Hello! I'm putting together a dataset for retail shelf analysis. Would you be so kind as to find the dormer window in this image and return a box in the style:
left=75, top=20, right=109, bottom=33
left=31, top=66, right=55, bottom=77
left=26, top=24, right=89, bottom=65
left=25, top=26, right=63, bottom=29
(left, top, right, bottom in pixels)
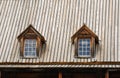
left=78, top=38, right=91, bottom=57
left=17, top=25, right=45, bottom=58
left=24, top=39, right=37, bottom=57
left=71, top=24, right=99, bottom=58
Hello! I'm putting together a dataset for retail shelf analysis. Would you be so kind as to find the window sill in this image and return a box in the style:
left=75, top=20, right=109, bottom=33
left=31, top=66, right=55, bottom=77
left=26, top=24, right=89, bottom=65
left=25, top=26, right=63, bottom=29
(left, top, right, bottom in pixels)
left=20, top=56, right=39, bottom=59
left=74, top=56, right=92, bottom=59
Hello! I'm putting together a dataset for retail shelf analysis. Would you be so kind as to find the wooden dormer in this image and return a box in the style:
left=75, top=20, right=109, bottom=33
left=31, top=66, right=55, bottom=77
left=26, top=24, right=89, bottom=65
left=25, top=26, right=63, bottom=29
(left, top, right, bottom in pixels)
left=17, top=25, right=45, bottom=58
left=71, top=24, right=99, bottom=58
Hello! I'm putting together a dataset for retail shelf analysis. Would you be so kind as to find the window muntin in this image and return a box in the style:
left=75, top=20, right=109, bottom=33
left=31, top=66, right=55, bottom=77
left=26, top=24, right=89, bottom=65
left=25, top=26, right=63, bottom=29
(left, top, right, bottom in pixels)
left=24, top=39, right=37, bottom=57
left=78, top=38, right=91, bottom=57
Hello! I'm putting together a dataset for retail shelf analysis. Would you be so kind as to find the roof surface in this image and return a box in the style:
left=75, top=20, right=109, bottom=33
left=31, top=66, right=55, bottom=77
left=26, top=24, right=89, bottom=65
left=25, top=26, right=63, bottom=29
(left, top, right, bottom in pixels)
left=0, top=0, right=120, bottom=68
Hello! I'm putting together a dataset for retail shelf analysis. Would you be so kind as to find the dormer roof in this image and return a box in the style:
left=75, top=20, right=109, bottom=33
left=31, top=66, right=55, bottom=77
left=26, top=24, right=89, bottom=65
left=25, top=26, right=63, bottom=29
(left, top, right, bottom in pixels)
left=17, top=24, right=45, bottom=43
left=71, top=24, right=99, bottom=43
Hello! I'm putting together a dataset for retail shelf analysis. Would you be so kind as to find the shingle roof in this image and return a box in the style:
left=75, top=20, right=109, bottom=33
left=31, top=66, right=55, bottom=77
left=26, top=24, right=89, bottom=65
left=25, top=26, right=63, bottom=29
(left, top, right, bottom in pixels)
left=0, top=0, right=120, bottom=68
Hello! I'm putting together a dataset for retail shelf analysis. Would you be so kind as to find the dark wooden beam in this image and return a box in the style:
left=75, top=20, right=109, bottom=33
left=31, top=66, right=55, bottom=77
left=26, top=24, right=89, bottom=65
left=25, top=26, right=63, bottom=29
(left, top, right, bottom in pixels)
left=0, top=62, right=120, bottom=65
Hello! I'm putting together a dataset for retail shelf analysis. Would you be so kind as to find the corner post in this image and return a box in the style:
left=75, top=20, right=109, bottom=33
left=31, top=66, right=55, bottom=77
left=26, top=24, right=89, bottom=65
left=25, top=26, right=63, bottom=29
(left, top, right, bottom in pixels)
left=0, top=71, right=2, bottom=78
left=58, top=72, right=62, bottom=78
left=105, top=70, right=109, bottom=78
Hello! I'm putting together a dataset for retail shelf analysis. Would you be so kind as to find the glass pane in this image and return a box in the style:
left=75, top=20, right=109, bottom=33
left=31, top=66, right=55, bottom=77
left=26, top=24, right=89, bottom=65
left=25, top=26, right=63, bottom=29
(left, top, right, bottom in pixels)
left=86, top=52, right=90, bottom=55
left=87, top=48, right=90, bottom=51
left=79, top=43, right=82, bottom=46
left=33, top=44, right=36, bottom=47
left=32, top=48, right=35, bottom=51
left=87, top=39, right=90, bottom=42
left=79, top=48, right=82, bottom=51
left=79, top=52, right=82, bottom=55
left=87, top=43, right=90, bottom=46
left=32, top=52, right=35, bottom=56
left=80, top=39, right=82, bottom=42
left=83, top=48, right=86, bottom=51
left=29, top=48, right=32, bottom=51
left=83, top=52, right=86, bottom=55
left=29, top=44, right=32, bottom=47
left=25, top=40, right=29, bottom=43
left=25, top=44, right=29, bottom=47
left=29, top=40, right=33, bottom=43
left=25, top=52, right=28, bottom=56
left=25, top=48, right=28, bottom=51
left=33, top=40, right=36, bottom=43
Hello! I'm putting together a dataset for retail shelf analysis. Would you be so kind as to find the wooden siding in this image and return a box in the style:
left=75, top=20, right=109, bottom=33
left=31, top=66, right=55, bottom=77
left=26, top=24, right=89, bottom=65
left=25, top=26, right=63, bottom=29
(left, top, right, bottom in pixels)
left=0, top=0, right=120, bottom=67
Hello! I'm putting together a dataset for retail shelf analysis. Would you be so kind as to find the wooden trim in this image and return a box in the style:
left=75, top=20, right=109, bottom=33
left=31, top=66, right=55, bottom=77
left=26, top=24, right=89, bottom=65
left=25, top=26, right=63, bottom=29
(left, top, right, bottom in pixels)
left=58, top=72, right=62, bottom=78
left=36, top=37, right=40, bottom=57
left=91, top=37, right=95, bottom=57
left=77, top=35, right=92, bottom=38
left=24, top=35, right=37, bottom=39
left=74, top=38, right=78, bottom=57
left=20, top=37, right=24, bottom=56
left=0, top=62, right=120, bottom=65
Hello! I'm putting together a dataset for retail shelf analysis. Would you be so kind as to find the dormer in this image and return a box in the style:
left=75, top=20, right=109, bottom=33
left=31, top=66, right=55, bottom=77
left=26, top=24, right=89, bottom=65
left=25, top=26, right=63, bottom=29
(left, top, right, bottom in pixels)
left=71, top=24, right=99, bottom=58
left=17, top=25, right=45, bottom=58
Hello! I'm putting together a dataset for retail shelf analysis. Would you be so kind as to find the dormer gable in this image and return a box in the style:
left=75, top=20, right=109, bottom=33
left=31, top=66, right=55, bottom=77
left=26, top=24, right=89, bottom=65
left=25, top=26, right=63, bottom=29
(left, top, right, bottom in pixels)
left=18, top=24, right=45, bottom=43
left=71, top=24, right=99, bottom=44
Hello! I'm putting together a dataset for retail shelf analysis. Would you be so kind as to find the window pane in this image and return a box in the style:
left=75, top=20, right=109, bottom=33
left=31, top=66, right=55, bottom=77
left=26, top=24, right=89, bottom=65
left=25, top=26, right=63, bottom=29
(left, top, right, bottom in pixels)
left=32, top=52, right=35, bottom=56
left=87, top=52, right=90, bottom=55
left=25, top=40, right=29, bottom=43
left=79, top=52, right=82, bottom=55
left=87, top=43, right=90, bottom=46
left=79, top=48, right=82, bottom=51
left=83, top=52, right=86, bottom=55
left=29, top=48, right=32, bottom=51
left=25, top=48, right=28, bottom=51
left=25, top=44, right=29, bottom=47
left=32, top=49, right=35, bottom=51
left=33, top=44, right=36, bottom=47
left=79, top=43, right=82, bottom=46
left=83, top=48, right=86, bottom=51
left=25, top=52, right=28, bottom=56
left=87, top=48, right=90, bottom=52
